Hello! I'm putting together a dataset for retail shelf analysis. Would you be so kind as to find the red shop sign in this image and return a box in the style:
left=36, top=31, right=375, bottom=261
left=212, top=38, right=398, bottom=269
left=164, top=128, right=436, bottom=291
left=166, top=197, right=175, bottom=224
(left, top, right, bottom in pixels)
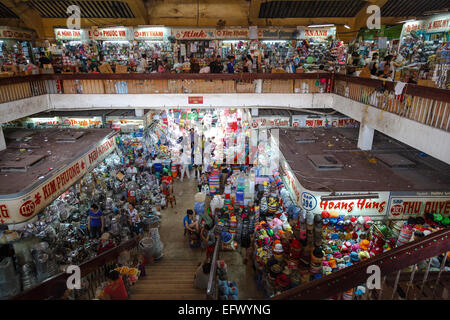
left=188, top=96, right=203, bottom=104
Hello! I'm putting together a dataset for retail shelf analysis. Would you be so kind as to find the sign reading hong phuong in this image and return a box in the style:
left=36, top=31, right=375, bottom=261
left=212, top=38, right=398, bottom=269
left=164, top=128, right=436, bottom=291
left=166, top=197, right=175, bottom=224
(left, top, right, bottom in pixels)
left=0, top=137, right=116, bottom=225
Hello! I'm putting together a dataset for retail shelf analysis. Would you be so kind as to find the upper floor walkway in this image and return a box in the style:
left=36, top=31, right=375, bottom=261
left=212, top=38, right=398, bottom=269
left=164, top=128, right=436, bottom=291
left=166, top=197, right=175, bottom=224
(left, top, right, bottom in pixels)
left=0, top=72, right=449, bottom=163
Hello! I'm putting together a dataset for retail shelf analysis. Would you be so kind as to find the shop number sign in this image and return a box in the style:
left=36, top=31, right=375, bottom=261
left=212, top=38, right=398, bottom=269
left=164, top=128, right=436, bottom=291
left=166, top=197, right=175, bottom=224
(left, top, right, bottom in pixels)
left=188, top=96, right=203, bottom=104
left=301, top=192, right=317, bottom=211
left=0, top=137, right=116, bottom=225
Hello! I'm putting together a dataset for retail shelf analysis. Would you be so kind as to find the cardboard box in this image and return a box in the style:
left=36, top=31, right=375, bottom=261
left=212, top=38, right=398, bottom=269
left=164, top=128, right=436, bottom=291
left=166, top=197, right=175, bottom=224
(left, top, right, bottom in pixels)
left=115, top=64, right=128, bottom=73
left=99, top=62, right=113, bottom=74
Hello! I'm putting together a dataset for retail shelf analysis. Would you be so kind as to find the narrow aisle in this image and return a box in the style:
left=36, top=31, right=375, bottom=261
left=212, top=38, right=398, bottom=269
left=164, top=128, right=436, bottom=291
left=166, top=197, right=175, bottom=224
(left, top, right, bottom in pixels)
left=130, top=177, right=204, bottom=300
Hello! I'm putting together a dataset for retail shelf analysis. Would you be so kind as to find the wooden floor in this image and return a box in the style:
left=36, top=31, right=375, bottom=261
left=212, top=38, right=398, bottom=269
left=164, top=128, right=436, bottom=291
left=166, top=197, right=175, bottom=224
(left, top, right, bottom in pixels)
left=129, top=258, right=206, bottom=300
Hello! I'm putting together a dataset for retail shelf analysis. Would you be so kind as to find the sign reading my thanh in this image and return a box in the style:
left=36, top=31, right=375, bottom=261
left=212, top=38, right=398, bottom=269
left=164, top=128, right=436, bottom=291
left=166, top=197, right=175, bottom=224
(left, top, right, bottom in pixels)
left=0, top=136, right=116, bottom=225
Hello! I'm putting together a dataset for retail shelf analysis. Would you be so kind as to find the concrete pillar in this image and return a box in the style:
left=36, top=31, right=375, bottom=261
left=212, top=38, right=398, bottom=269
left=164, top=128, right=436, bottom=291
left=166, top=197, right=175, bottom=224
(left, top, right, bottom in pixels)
left=254, top=79, right=263, bottom=93
left=0, top=127, right=6, bottom=151
left=357, top=122, right=375, bottom=151
left=135, top=109, right=144, bottom=117
left=251, top=108, right=259, bottom=117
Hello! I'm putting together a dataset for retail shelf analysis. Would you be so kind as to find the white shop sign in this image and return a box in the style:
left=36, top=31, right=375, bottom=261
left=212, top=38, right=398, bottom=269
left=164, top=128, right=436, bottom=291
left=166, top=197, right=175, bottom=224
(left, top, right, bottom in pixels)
left=291, top=115, right=359, bottom=128
left=172, top=28, right=216, bottom=40
left=54, top=28, right=83, bottom=41
left=387, top=191, right=450, bottom=220
left=402, top=13, right=450, bottom=36
left=133, top=26, right=170, bottom=40
left=215, top=28, right=249, bottom=39
left=251, top=116, right=290, bottom=128
left=280, top=154, right=389, bottom=217
left=298, top=27, right=336, bottom=39
left=89, top=27, right=133, bottom=41
left=0, top=136, right=116, bottom=225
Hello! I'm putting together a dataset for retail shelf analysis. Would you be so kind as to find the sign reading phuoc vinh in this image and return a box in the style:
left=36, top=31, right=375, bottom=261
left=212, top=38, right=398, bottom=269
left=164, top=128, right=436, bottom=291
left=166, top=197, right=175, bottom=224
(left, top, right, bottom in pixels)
left=0, top=137, right=116, bottom=225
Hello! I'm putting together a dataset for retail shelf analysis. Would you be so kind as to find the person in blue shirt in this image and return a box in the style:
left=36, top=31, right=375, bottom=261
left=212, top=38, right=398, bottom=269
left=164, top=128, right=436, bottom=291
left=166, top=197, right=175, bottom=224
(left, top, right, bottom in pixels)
left=226, top=56, right=235, bottom=74
left=88, top=204, right=104, bottom=239
left=184, top=209, right=199, bottom=234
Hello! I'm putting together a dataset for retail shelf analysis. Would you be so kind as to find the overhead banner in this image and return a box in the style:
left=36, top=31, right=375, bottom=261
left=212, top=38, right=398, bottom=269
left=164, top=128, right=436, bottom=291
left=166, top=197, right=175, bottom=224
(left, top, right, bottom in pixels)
left=133, top=26, right=170, bottom=40
left=401, top=13, right=450, bottom=36
left=172, top=28, right=215, bottom=40
left=215, top=28, right=249, bottom=39
left=0, top=26, right=34, bottom=41
left=387, top=191, right=450, bottom=220
left=0, top=136, right=116, bottom=225
left=89, top=27, right=133, bottom=41
left=54, top=28, right=83, bottom=41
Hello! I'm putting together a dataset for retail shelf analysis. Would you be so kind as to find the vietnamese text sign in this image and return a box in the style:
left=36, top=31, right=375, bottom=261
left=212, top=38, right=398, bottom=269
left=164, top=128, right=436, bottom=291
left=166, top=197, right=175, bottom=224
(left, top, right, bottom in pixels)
left=172, top=28, right=215, bottom=40
left=215, top=28, right=249, bottom=39
left=134, top=26, right=169, bottom=40
left=89, top=27, right=131, bottom=40
left=54, top=28, right=83, bottom=40
left=188, top=96, right=203, bottom=104
left=0, top=26, right=34, bottom=41
left=0, top=136, right=116, bottom=225
left=251, top=116, right=290, bottom=128
left=291, top=115, right=359, bottom=128
left=387, top=191, right=450, bottom=220
left=280, top=154, right=389, bottom=217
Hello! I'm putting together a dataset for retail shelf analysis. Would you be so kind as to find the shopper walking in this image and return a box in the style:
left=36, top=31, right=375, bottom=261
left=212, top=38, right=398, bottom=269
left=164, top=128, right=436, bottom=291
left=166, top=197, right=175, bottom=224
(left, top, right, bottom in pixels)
left=127, top=203, right=141, bottom=237
left=88, top=204, right=104, bottom=239
left=179, top=148, right=191, bottom=182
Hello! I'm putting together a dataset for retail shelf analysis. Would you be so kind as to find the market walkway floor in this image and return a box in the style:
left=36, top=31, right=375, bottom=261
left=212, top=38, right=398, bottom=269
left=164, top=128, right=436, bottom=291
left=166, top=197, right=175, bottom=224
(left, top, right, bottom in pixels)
left=129, top=175, right=264, bottom=300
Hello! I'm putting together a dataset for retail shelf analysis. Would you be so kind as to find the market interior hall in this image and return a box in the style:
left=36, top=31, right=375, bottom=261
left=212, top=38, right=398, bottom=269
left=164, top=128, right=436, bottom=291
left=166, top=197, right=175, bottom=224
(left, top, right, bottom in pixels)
left=0, top=0, right=449, bottom=302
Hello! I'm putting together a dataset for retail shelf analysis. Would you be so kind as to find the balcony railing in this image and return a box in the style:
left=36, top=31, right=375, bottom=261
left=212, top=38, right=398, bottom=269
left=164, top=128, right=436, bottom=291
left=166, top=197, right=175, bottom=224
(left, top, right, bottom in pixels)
left=0, top=73, right=449, bottom=132
left=271, top=228, right=450, bottom=300
left=334, top=75, right=450, bottom=132
left=10, top=237, right=139, bottom=300
left=0, top=73, right=332, bottom=103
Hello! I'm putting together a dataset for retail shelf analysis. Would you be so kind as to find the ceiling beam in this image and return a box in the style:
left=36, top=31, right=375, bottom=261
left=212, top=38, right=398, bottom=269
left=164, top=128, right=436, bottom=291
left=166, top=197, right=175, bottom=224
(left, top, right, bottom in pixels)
left=0, top=0, right=45, bottom=38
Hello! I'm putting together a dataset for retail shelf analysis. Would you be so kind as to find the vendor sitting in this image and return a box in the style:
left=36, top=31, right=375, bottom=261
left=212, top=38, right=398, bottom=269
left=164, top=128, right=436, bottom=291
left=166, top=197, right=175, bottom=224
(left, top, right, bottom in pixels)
left=101, top=270, right=128, bottom=300
left=184, top=209, right=200, bottom=240
left=97, top=232, right=115, bottom=255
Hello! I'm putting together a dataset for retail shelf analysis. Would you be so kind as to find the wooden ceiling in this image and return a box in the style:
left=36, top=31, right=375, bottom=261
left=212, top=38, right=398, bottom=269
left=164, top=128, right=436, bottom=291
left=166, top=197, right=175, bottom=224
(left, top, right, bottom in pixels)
left=0, top=0, right=448, bottom=39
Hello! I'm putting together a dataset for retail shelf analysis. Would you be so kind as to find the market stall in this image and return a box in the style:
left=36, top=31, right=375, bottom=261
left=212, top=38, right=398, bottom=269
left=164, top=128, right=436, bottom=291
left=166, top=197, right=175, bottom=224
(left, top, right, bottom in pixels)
left=0, top=26, right=36, bottom=76
left=397, top=13, right=449, bottom=87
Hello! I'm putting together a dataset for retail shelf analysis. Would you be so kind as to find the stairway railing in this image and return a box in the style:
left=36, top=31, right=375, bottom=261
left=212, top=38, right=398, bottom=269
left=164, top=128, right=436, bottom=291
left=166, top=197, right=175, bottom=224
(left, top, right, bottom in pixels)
left=206, top=238, right=221, bottom=300
left=10, top=237, right=139, bottom=300
left=271, top=228, right=450, bottom=300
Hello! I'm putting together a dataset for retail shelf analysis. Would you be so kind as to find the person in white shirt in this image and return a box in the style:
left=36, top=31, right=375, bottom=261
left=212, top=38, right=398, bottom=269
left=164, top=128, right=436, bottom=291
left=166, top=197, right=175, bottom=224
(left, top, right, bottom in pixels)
left=136, top=54, right=148, bottom=73
left=179, top=148, right=191, bottom=182
left=127, top=203, right=141, bottom=237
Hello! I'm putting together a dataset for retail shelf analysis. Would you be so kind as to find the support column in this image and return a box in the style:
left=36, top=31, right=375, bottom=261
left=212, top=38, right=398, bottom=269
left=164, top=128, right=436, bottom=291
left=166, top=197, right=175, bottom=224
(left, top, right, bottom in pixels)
left=135, top=109, right=144, bottom=117
left=0, top=127, right=6, bottom=151
left=251, top=108, right=259, bottom=117
left=357, top=122, right=375, bottom=151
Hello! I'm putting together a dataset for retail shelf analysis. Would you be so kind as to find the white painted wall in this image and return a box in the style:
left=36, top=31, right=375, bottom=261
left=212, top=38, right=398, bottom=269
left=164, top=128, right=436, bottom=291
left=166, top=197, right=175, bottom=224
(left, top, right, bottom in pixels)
left=0, top=127, right=5, bottom=151
left=48, top=93, right=333, bottom=110
left=0, top=95, right=49, bottom=124
left=0, top=92, right=448, bottom=164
